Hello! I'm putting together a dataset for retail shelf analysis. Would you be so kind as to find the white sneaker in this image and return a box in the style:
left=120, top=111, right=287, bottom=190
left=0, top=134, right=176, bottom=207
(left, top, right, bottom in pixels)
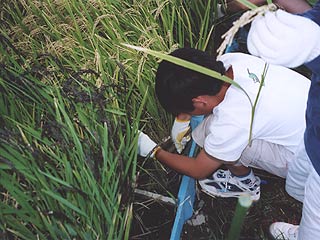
left=269, top=222, right=299, bottom=240
left=198, top=169, right=261, bottom=201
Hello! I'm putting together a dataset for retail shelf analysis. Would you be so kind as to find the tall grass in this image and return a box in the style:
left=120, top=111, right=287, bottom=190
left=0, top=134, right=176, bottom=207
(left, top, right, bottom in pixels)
left=0, top=0, right=219, bottom=238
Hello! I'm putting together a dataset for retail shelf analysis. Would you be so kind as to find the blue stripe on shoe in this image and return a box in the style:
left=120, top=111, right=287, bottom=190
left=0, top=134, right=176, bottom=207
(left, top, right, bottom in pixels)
left=205, top=181, right=243, bottom=193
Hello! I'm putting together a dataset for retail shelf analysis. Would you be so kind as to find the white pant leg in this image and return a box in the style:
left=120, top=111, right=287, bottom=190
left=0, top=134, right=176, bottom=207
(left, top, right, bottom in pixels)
left=192, top=115, right=293, bottom=178
left=239, top=139, right=294, bottom=178
left=285, top=140, right=311, bottom=202
left=298, top=167, right=320, bottom=240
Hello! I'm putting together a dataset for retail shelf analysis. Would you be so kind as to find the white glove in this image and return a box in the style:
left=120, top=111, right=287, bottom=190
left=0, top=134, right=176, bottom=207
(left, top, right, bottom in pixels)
left=138, top=131, right=157, bottom=158
left=248, top=9, right=320, bottom=68
left=171, top=118, right=191, bottom=154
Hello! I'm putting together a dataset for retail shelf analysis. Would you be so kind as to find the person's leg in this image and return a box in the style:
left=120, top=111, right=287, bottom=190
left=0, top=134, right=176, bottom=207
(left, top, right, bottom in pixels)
left=269, top=167, right=320, bottom=240
left=297, top=168, right=320, bottom=239
left=227, top=164, right=251, bottom=176
left=269, top=140, right=315, bottom=239
left=193, top=115, right=260, bottom=200
left=239, top=139, right=294, bottom=178
left=240, top=138, right=310, bottom=202
left=198, top=155, right=261, bottom=201
left=198, top=167, right=261, bottom=201
left=199, top=139, right=294, bottom=201
left=285, top=139, right=311, bottom=202
left=192, top=116, right=280, bottom=176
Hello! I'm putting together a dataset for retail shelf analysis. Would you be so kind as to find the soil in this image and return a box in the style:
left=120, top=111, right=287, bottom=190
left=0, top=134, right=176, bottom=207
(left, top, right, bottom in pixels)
left=130, top=167, right=302, bottom=240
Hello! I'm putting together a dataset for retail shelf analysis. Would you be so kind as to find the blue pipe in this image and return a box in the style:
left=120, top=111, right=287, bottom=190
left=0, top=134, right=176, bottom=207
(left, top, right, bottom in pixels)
left=170, top=115, right=204, bottom=240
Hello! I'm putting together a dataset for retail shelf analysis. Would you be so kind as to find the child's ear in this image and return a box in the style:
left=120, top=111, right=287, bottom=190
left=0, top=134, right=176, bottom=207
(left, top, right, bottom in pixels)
left=191, top=96, right=209, bottom=110
left=192, top=95, right=208, bottom=105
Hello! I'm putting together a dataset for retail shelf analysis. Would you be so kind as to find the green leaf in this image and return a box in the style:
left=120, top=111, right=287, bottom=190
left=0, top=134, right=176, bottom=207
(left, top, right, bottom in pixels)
left=38, top=169, right=72, bottom=188
left=42, top=190, right=88, bottom=218
left=105, top=108, right=127, bottom=116
left=236, top=0, right=259, bottom=10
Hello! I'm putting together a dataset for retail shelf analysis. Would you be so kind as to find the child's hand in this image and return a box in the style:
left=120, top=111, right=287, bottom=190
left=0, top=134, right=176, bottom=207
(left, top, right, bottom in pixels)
left=137, top=131, right=157, bottom=158
left=171, top=116, right=191, bottom=154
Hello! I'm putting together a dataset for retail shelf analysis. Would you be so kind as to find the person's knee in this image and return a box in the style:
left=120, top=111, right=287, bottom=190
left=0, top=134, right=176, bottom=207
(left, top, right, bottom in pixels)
left=240, top=139, right=292, bottom=178
left=285, top=178, right=305, bottom=202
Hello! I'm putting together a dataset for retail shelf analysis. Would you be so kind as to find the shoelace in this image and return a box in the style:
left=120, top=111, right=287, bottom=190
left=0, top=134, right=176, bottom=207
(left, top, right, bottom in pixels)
left=276, top=228, right=298, bottom=240
left=288, top=227, right=298, bottom=238
left=222, top=173, right=232, bottom=192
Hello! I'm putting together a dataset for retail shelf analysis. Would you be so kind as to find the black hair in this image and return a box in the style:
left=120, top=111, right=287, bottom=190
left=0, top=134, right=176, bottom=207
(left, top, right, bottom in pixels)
left=155, top=48, right=226, bottom=115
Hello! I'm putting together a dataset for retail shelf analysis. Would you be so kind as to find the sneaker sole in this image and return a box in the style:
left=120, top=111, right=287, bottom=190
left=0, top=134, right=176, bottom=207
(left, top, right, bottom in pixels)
left=200, top=187, right=260, bottom=202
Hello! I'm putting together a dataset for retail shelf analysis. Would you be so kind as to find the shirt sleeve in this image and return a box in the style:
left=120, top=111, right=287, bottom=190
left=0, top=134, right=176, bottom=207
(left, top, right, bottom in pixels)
left=301, top=1, right=320, bottom=74
left=300, top=1, right=320, bottom=26
left=300, top=1, right=320, bottom=175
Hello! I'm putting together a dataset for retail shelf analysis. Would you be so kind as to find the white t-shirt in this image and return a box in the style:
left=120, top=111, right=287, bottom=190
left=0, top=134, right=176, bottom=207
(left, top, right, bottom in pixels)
left=203, top=53, right=310, bottom=161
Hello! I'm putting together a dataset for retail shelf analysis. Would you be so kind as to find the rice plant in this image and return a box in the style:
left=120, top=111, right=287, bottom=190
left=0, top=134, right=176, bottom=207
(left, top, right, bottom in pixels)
left=0, top=0, right=221, bottom=239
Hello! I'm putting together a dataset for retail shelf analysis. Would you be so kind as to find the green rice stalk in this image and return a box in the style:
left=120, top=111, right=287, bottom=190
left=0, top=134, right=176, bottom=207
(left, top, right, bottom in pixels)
left=248, top=63, right=268, bottom=145
left=236, top=0, right=259, bottom=10
left=122, top=43, right=254, bottom=108
left=227, top=195, right=253, bottom=240
left=0, top=0, right=223, bottom=238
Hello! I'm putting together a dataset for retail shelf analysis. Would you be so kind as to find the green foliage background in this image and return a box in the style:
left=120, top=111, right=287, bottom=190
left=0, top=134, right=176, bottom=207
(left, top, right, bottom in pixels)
left=0, top=0, right=218, bottom=239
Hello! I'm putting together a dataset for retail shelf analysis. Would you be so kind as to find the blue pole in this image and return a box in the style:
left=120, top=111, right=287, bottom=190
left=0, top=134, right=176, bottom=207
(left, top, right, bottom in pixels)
left=170, top=115, right=204, bottom=240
